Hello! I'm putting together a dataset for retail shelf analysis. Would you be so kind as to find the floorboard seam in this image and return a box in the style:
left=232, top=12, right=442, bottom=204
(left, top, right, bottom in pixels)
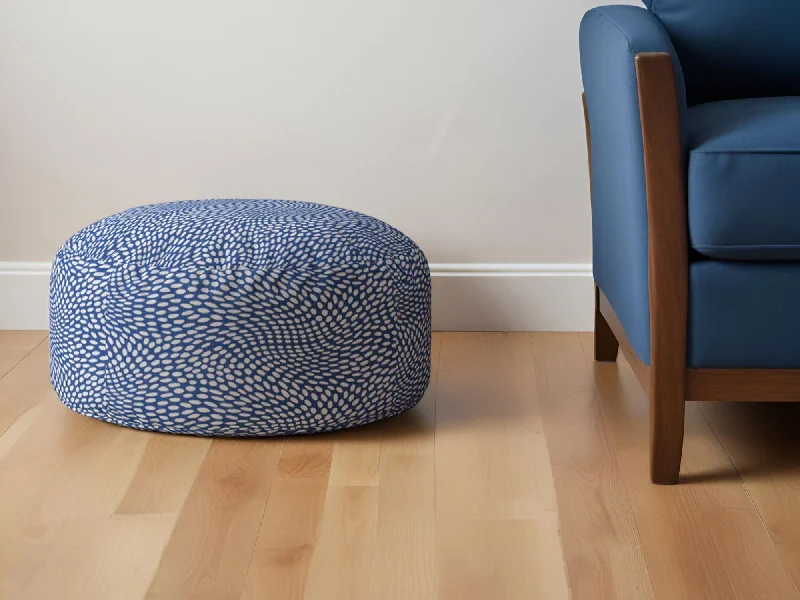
left=573, top=332, right=658, bottom=599
left=0, top=335, right=48, bottom=381
left=239, top=439, right=287, bottom=597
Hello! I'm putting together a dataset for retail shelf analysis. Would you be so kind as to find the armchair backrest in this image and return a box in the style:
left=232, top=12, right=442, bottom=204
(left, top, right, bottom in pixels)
left=645, top=0, right=800, bottom=105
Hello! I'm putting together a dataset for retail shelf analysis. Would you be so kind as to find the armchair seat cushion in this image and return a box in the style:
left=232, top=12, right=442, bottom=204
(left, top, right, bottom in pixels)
left=688, top=97, right=800, bottom=261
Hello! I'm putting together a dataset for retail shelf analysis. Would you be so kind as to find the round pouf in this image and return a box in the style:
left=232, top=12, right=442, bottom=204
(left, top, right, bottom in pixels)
left=49, top=200, right=431, bottom=436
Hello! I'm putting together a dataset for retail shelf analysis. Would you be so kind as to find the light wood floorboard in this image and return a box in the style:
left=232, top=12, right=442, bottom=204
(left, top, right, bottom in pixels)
left=0, top=331, right=47, bottom=379
left=532, top=332, right=654, bottom=600
left=1, top=332, right=799, bottom=598
left=144, top=438, right=283, bottom=599
left=0, top=340, right=54, bottom=437
left=576, top=332, right=800, bottom=600
left=435, top=332, right=569, bottom=600
left=700, top=401, right=800, bottom=593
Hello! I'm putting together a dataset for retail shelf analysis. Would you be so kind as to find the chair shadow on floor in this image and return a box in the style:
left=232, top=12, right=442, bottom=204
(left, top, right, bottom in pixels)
left=683, top=400, right=800, bottom=484
left=590, top=357, right=800, bottom=486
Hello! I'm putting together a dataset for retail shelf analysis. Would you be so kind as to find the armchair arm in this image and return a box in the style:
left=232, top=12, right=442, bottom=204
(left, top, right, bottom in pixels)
left=580, top=5, right=687, bottom=365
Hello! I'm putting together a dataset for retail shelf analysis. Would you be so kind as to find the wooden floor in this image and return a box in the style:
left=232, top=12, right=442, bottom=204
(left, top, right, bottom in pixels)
left=1, top=331, right=800, bottom=599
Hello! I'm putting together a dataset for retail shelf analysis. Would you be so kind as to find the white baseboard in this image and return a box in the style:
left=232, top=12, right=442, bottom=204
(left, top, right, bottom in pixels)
left=0, top=262, right=53, bottom=331
left=430, top=263, right=593, bottom=331
left=0, top=262, right=593, bottom=331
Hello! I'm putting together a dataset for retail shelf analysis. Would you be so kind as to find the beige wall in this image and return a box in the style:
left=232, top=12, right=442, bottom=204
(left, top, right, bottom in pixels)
left=0, top=0, right=638, bottom=264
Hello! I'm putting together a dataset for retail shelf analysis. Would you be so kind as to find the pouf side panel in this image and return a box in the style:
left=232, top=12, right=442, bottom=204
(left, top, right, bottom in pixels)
left=76, top=264, right=402, bottom=436
left=49, top=252, right=115, bottom=420
left=49, top=199, right=434, bottom=437
left=387, top=250, right=432, bottom=414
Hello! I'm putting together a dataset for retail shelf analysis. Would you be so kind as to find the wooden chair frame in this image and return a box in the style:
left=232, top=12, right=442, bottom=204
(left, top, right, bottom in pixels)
left=584, top=52, right=800, bottom=485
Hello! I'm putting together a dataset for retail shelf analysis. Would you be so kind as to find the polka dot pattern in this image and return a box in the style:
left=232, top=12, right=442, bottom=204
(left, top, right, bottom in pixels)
left=49, top=200, right=431, bottom=436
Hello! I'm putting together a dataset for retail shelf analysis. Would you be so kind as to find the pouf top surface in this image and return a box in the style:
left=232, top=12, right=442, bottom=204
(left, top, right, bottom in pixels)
left=59, top=199, right=421, bottom=271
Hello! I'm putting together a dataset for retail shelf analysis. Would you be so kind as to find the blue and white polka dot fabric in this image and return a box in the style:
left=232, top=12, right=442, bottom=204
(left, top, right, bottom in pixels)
left=49, top=200, right=431, bottom=436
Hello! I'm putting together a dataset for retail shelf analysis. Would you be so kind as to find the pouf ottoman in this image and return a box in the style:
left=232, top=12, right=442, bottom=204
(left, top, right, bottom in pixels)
left=49, top=200, right=431, bottom=436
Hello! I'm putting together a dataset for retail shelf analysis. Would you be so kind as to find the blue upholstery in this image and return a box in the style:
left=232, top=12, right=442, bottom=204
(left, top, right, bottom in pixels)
left=688, top=97, right=800, bottom=260
left=579, top=6, right=686, bottom=365
left=644, top=0, right=800, bottom=105
left=689, top=260, right=800, bottom=368
left=50, top=200, right=432, bottom=436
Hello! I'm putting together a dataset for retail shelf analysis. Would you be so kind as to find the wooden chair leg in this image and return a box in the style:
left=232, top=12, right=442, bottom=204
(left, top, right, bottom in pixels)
left=594, top=285, right=619, bottom=362
left=649, top=382, right=685, bottom=484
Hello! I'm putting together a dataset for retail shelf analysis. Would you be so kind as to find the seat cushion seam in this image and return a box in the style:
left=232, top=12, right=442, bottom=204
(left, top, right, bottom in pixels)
left=694, top=244, right=800, bottom=250
left=692, top=149, right=800, bottom=155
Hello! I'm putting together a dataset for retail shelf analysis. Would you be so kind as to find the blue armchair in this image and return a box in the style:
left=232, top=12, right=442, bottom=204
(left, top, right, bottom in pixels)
left=580, top=1, right=800, bottom=483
